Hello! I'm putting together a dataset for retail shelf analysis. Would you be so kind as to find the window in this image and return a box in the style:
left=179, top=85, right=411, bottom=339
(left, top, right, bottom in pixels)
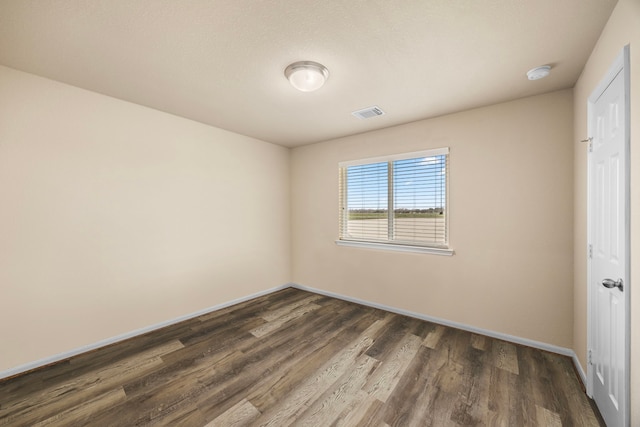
left=338, top=148, right=451, bottom=255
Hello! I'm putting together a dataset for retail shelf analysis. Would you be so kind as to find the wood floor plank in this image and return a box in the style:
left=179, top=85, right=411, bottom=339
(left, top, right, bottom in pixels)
left=244, top=307, right=379, bottom=414
left=362, top=333, right=423, bottom=402
left=492, top=339, right=520, bottom=375
left=403, top=318, right=437, bottom=340
left=249, top=303, right=321, bottom=338
left=517, top=346, right=566, bottom=425
left=471, top=333, right=488, bottom=351
left=352, top=399, right=386, bottom=427
left=159, top=319, right=263, bottom=368
left=364, top=314, right=409, bottom=360
left=153, top=406, right=208, bottom=427
left=536, top=404, right=562, bottom=427
left=0, top=340, right=183, bottom=425
left=295, top=354, right=379, bottom=426
left=60, top=322, right=193, bottom=379
left=378, top=345, right=437, bottom=426
left=414, top=332, right=472, bottom=427
left=450, top=346, right=491, bottom=425
left=382, top=327, right=470, bottom=426
left=88, top=361, right=214, bottom=426
left=0, top=288, right=604, bottom=427
left=516, top=345, right=555, bottom=426
left=487, top=365, right=523, bottom=427
left=250, top=317, right=390, bottom=426
left=422, top=324, right=446, bottom=349
left=260, top=294, right=324, bottom=321
left=196, top=303, right=371, bottom=421
left=540, top=351, right=601, bottom=426
left=33, top=387, right=127, bottom=427
left=196, top=288, right=303, bottom=324
left=331, top=390, right=374, bottom=426
left=122, top=347, right=221, bottom=400
left=179, top=305, right=269, bottom=348
left=205, top=398, right=261, bottom=427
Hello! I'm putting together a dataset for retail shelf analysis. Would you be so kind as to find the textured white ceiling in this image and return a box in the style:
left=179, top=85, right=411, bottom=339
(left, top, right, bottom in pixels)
left=0, top=0, right=617, bottom=147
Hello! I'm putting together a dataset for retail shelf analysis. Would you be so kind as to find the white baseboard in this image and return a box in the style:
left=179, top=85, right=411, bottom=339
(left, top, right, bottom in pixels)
left=2, top=282, right=588, bottom=392
left=290, top=282, right=587, bottom=388
left=0, top=284, right=290, bottom=381
left=572, top=353, right=588, bottom=387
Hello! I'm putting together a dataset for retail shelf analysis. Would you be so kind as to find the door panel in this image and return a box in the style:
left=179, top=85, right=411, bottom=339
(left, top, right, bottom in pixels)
left=589, top=62, right=627, bottom=427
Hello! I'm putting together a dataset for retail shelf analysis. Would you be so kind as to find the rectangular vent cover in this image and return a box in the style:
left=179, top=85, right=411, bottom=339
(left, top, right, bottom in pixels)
left=352, top=106, right=385, bottom=119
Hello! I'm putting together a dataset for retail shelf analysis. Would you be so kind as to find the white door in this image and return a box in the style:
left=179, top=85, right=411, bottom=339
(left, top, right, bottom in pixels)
left=587, top=46, right=629, bottom=427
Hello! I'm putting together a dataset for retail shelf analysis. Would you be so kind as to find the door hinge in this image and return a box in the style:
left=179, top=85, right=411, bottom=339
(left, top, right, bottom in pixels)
left=588, top=244, right=593, bottom=259
left=588, top=349, right=593, bottom=365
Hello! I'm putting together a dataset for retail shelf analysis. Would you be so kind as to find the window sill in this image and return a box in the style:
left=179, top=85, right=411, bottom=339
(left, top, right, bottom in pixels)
left=335, top=239, right=454, bottom=256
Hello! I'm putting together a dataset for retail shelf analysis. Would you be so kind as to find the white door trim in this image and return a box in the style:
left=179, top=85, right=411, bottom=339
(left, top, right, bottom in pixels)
left=586, top=44, right=630, bottom=426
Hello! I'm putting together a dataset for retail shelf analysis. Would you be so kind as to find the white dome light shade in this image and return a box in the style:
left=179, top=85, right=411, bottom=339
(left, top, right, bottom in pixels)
left=285, top=61, right=329, bottom=92
left=526, top=65, right=551, bottom=80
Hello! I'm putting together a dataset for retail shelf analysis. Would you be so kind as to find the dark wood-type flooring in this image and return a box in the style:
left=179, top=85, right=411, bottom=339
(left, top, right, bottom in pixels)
left=0, top=287, right=603, bottom=426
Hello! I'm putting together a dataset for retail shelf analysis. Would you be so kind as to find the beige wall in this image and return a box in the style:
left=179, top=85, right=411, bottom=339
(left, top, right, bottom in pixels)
left=292, top=90, right=574, bottom=348
left=0, top=66, right=290, bottom=373
left=573, top=0, right=640, bottom=422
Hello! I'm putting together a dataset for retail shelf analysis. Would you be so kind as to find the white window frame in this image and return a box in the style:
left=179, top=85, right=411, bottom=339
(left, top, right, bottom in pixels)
left=336, top=148, right=453, bottom=256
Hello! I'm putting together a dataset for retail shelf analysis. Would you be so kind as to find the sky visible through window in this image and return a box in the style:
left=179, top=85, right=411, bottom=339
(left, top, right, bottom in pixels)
left=346, top=155, right=446, bottom=211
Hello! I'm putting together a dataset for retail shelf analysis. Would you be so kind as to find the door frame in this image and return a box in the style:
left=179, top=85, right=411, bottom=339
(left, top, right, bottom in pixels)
left=586, top=44, right=630, bottom=426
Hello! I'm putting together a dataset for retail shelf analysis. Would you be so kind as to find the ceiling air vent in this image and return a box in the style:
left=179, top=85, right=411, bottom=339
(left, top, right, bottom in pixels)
left=352, top=106, right=385, bottom=119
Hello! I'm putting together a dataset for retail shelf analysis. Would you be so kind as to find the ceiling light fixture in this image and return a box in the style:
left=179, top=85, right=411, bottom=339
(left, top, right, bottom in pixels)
left=526, top=65, right=551, bottom=81
left=285, top=61, right=329, bottom=92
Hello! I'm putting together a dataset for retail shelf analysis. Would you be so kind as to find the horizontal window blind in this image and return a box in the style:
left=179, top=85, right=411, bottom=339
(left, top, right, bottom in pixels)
left=339, top=148, right=449, bottom=248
